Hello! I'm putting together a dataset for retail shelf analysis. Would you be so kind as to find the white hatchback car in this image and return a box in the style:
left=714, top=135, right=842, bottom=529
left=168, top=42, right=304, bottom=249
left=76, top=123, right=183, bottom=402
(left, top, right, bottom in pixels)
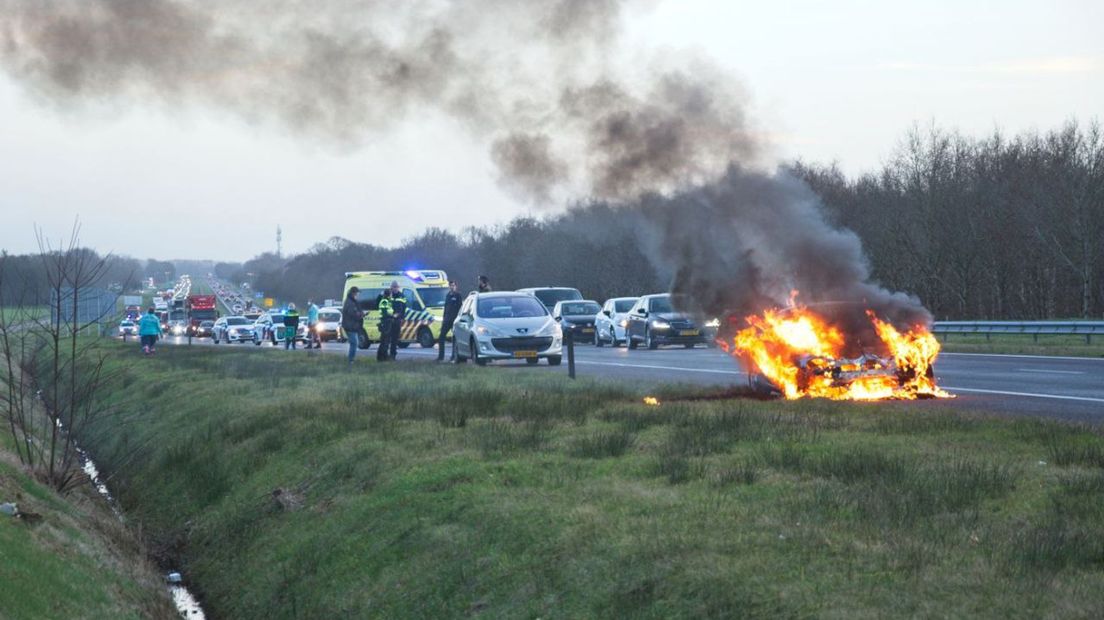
left=453, top=292, right=563, bottom=366
left=594, top=297, right=639, bottom=347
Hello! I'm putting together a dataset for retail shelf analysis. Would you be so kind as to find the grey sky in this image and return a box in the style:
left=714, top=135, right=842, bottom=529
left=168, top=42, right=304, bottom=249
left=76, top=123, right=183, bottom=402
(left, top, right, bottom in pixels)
left=1, top=0, right=1100, bottom=261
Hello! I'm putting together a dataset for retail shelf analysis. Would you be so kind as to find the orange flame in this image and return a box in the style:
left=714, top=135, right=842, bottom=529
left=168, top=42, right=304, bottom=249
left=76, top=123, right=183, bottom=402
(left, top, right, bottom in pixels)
left=729, top=298, right=952, bottom=400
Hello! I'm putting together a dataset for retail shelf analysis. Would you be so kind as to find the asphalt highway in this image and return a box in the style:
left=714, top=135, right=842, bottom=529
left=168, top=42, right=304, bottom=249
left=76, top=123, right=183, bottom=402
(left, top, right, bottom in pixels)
left=153, top=333, right=1104, bottom=424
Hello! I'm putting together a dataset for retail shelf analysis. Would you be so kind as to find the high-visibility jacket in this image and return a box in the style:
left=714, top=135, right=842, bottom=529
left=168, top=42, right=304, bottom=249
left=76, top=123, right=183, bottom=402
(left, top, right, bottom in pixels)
left=390, top=292, right=407, bottom=319
left=378, top=295, right=394, bottom=318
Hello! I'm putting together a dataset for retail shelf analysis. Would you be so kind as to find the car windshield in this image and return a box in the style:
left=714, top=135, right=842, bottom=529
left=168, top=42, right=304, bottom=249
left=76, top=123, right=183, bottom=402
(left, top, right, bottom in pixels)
left=648, top=296, right=674, bottom=313
left=478, top=296, right=548, bottom=319
left=561, top=302, right=600, bottom=316
left=319, top=311, right=340, bottom=322
left=418, top=287, right=448, bottom=308
left=614, top=299, right=636, bottom=313
left=532, top=289, right=582, bottom=307
left=120, top=321, right=133, bottom=326
left=227, top=318, right=249, bottom=326
left=269, top=315, right=285, bottom=324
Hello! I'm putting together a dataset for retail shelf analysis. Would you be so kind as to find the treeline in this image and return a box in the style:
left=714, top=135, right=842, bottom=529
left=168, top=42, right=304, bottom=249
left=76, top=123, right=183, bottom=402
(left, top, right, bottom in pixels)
left=0, top=250, right=148, bottom=306
left=794, top=121, right=1103, bottom=319
left=235, top=122, right=1103, bottom=320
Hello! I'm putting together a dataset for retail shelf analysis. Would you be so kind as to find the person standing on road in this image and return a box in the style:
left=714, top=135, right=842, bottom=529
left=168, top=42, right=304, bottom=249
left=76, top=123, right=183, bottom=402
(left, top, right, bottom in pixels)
left=376, top=285, right=395, bottom=362
left=138, top=306, right=162, bottom=355
left=342, top=288, right=364, bottom=363
left=388, top=283, right=407, bottom=360
left=477, top=275, right=492, bottom=293
left=306, top=299, right=320, bottom=349
left=438, top=280, right=462, bottom=361
left=284, top=303, right=301, bottom=350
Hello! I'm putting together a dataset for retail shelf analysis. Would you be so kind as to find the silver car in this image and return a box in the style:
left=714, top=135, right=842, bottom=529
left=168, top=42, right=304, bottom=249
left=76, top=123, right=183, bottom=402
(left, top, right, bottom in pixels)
left=453, top=292, right=563, bottom=366
left=594, top=297, right=638, bottom=347
left=212, top=316, right=255, bottom=344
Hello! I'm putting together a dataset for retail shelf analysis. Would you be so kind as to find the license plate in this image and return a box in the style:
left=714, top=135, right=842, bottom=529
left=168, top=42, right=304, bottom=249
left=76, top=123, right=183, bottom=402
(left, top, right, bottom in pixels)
left=581, top=328, right=594, bottom=333
left=679, top=329, right=699, bottom=336
left=513, top=350, right=538, bottom=358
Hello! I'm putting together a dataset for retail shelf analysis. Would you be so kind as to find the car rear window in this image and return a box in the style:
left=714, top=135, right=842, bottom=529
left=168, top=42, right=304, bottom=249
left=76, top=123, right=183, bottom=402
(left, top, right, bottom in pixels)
left=478, top=296, right=548, bottom=319
left=614, top=299, right=636, bottom=313
left=532, top=289, right=582, bottom=307
left=319, top=311, right=341, bottom=322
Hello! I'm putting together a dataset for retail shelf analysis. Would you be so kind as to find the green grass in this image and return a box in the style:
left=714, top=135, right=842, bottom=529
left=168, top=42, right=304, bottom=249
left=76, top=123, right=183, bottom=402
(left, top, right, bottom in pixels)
left=81, top=343, right=1104, bottom=618
left=938, top=333, right=1104, bottom=357
left=0, top=306, right=48, bottom=324
left=0, top=454, right=175, bottom=619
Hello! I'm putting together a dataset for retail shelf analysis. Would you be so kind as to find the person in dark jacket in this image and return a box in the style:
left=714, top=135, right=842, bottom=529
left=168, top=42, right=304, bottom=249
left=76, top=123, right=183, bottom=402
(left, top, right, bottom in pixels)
left=341, top=288, right=364, bottom=363
left=376, top=282, right=398, bottom=361
left=387, top=284, right=407, bottom=360
left=283, top=303, right=301, bottom=350
left=477, top=275, right=492, bottom=293
left=438, top=280, right=462, bottom=361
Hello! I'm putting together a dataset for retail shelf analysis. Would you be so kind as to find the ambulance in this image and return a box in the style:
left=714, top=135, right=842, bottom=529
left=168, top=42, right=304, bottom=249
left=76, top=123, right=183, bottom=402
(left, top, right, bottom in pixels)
left=341, top=270, right=450, bottom=349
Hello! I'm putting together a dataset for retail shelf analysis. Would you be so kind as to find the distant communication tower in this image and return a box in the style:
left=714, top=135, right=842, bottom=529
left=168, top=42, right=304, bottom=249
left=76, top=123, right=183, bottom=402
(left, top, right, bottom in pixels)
left=276, top=225, right=283, bottom=258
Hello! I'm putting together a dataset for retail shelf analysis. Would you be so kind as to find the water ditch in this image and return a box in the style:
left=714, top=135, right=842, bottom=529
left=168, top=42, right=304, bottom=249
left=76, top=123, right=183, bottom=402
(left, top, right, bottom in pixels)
left=80, top=449, right=206, bottom=618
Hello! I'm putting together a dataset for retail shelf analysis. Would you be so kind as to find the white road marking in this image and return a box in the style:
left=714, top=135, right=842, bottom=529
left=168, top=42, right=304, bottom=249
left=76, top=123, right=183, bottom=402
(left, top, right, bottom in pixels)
left=945, top=386, right=1104, bottom=404
left=1016, top=368, right=1085, bottom=375
left=940, top=352, right=1104, bottom=362
left=575, top=359, right=746, bottom=376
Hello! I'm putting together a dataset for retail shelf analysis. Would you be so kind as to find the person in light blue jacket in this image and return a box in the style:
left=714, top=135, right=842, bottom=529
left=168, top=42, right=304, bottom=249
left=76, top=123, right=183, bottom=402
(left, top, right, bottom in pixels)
left=138, top=307, right=163, bottom=355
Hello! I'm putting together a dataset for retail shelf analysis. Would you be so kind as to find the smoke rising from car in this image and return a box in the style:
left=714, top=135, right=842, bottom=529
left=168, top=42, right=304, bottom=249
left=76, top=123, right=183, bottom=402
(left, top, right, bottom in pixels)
left=1, top=0, right=932, bottom=337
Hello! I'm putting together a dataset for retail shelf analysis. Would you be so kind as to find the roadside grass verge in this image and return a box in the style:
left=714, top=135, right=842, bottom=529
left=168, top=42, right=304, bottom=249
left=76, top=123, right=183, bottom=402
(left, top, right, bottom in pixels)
left=938, top=333, right=1104, bottom=358
left=82, top=342, right=1104, bottom=618
left=0, top=451, right=175, bottom=618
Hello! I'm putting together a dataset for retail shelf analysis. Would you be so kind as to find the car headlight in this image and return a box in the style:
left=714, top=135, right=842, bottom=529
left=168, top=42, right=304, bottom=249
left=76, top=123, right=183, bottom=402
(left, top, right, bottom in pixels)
left=536, top=320, right=561, bottom=337
left=652, top=320, right=670, bottom=330
left=230, top=329, right=238, bottom=335
left=476, top=324, right=503, bottom=337
left=618, top=319, right=628, bottom=328
left=705, top=318, right=720, bottom=328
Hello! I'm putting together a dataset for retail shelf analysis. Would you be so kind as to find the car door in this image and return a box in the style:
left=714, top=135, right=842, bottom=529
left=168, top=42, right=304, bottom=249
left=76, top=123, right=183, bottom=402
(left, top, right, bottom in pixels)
left=453, top=296, right=475, bottom=356
left=627, top=298, right=648, bottom=341
left=596, top=300, right=613, bottom=335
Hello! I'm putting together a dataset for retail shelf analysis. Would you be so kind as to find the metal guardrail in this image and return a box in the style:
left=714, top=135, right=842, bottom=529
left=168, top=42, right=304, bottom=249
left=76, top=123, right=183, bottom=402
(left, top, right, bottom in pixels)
left=933, top=321, right=1104, bottom=344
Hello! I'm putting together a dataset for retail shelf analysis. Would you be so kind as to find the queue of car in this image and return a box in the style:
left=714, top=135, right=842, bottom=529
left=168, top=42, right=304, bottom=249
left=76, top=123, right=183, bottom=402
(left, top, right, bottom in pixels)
left=125, top=273, right=719, bottom=368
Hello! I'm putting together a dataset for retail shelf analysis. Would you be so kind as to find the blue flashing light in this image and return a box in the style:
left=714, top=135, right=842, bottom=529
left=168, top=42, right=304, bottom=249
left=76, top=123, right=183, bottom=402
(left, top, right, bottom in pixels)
left=405, top=270, right=423, bottom=281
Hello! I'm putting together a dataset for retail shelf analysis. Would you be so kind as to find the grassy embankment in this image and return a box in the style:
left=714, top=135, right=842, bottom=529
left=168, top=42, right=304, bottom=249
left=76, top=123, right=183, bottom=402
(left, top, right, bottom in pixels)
left=0, top=441, right=175, bottom=618
left=84, top=342, right=1104, bottom=618
left=938, top=333, right=1104, bottom=358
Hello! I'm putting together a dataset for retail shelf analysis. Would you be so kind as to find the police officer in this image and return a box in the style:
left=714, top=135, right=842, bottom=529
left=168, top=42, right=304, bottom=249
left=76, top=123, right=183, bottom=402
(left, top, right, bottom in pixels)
left=376, top=285, right=394, bottom=362
left=388, top=283, right=407, bottom=360
left=437, top=280, right=462, bottom=361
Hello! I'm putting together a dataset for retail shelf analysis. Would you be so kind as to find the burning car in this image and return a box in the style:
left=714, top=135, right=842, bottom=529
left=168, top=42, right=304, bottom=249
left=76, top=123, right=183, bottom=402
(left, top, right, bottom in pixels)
left=718, top=298, right=949, bottom=401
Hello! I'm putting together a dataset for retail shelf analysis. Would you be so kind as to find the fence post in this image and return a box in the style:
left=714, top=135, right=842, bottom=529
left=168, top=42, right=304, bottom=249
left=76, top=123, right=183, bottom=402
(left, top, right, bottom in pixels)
left=567, top=330, right=575, bottom=380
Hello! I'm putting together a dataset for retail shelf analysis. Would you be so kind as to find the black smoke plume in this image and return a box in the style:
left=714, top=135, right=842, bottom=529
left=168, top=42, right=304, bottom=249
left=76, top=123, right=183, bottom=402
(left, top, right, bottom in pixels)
left=0, top=0, right=933, bottom=339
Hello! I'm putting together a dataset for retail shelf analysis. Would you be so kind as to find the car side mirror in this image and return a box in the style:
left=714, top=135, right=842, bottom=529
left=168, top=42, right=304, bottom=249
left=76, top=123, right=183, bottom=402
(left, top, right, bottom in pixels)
left=640, top=310, right=648, bottom=317
left=603, top=310, right=611, bottom=317
left=555, top=316, right=562, bottom=321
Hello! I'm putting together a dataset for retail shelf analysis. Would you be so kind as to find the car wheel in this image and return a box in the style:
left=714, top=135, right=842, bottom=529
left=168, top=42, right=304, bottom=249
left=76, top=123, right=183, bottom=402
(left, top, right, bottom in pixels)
left=254, top=336, right=261, bottom=346
left=472, top=339, right=487, bottom=366
left=270, top=334, right=277, bottom=345
left=646, top=328, right=658, bottom=350
left=547, top=355, right=562, bottom=366
left=594, top=330, right=603, bottom=347
left=684, top=343, right=695, bottom=349
left=213, top=333, right=219, bottom=344
left=628, top=331, right=638, bottom=349
left=358, top=329, right=371, bottom=350
left=417, top=327, right=435, bottom=349
left=398, top=342, right=410, bottom=349
left=455, top=340, right=468, bottom=363
left=526, top=357, right=539, bottom=365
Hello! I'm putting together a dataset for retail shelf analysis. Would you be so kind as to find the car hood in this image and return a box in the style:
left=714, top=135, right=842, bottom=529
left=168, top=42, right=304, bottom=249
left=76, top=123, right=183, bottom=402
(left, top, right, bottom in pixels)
left=478, top=316, right=556, bottom=336
left=562, top=315, right=596, bottom=324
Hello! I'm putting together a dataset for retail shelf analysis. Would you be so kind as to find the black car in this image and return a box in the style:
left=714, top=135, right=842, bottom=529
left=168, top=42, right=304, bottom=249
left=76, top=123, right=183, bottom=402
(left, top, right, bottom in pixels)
left=194, top=320, right=215, bottom=338
left=552, top=300, right=601, bottom=343
left=626, top=294, right=706, bottom=349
